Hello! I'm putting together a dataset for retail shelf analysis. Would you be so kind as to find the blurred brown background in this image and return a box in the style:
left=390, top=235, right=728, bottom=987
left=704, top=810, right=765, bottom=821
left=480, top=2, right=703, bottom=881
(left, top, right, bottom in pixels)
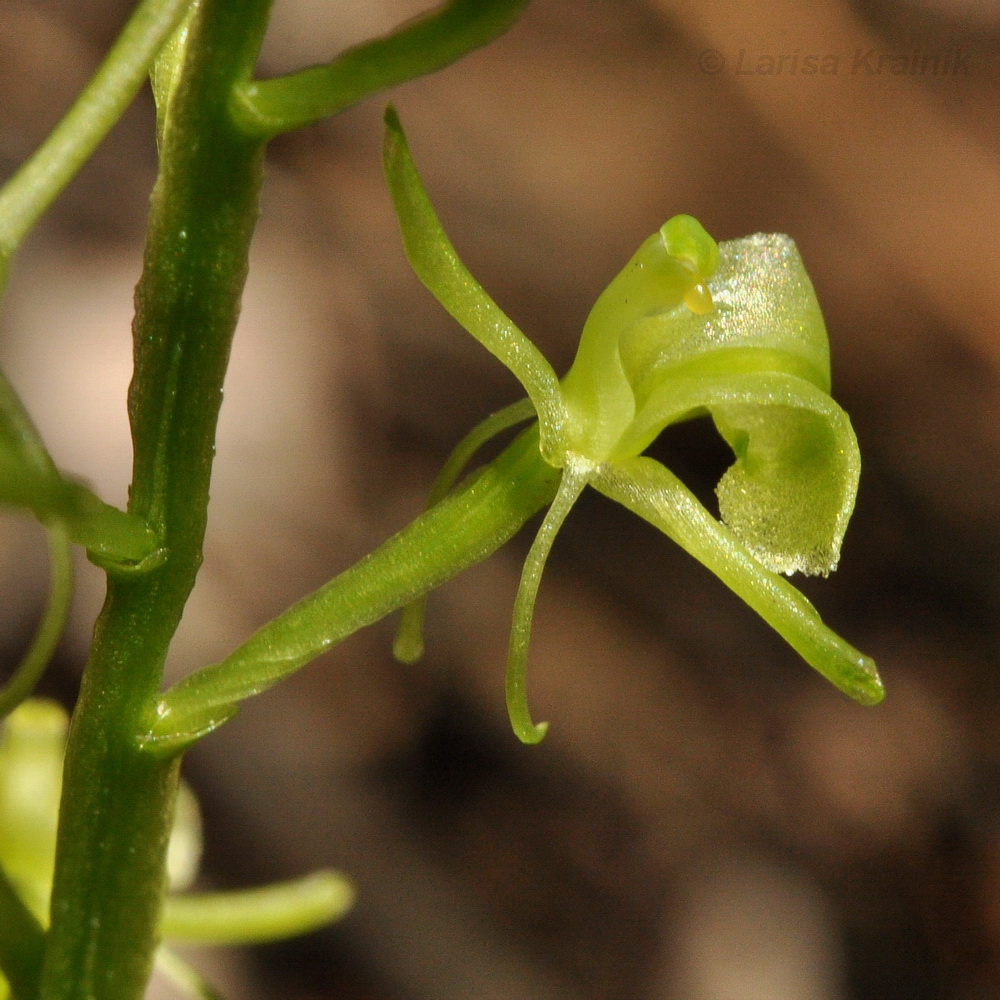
left=2, top=0, right=1000, bottom=997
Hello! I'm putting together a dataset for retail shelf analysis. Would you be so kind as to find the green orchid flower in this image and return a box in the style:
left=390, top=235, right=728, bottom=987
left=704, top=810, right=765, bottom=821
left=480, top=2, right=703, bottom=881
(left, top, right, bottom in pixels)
left=383, top=107, right=882, bottom=744
left=142, top=110, right=881, bottom=756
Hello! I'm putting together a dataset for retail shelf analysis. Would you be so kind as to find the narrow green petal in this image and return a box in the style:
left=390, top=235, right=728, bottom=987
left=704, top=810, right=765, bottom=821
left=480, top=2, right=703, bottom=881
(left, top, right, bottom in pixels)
left=383, top=108, right=567, bottom=462
left=592, top=457, right=882, bottom=705
left=506, top=464, right=589, bottom=743
left=394, top=398, right=536, bottom=664
left=618, top=373, right=860, bottom=576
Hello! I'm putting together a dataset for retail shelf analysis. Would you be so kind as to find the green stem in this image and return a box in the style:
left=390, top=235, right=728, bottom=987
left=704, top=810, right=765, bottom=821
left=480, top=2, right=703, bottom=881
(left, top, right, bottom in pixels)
left=231, top=0, right=531, bottom=138
left=0, top=863, right=45, bottom=1000
left=144, top=428, right=559, bottom=753
left=0, top=0, right=193, bottom=263
left=38, top=2, right=273, bottom=998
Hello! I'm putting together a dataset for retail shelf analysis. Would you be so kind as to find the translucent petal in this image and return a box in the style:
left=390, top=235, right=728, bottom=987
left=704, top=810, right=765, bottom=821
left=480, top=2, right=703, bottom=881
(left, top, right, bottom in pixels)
left=619, top=233, right=831, bottom=408
left=617, top=373, right=860, bottom=577
left=713, top=392, right=858, bottom=576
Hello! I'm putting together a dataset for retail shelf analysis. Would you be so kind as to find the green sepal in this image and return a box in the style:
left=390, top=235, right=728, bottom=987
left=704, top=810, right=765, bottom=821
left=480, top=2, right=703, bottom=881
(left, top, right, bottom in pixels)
left=383, top=107, right=567, bottom=464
